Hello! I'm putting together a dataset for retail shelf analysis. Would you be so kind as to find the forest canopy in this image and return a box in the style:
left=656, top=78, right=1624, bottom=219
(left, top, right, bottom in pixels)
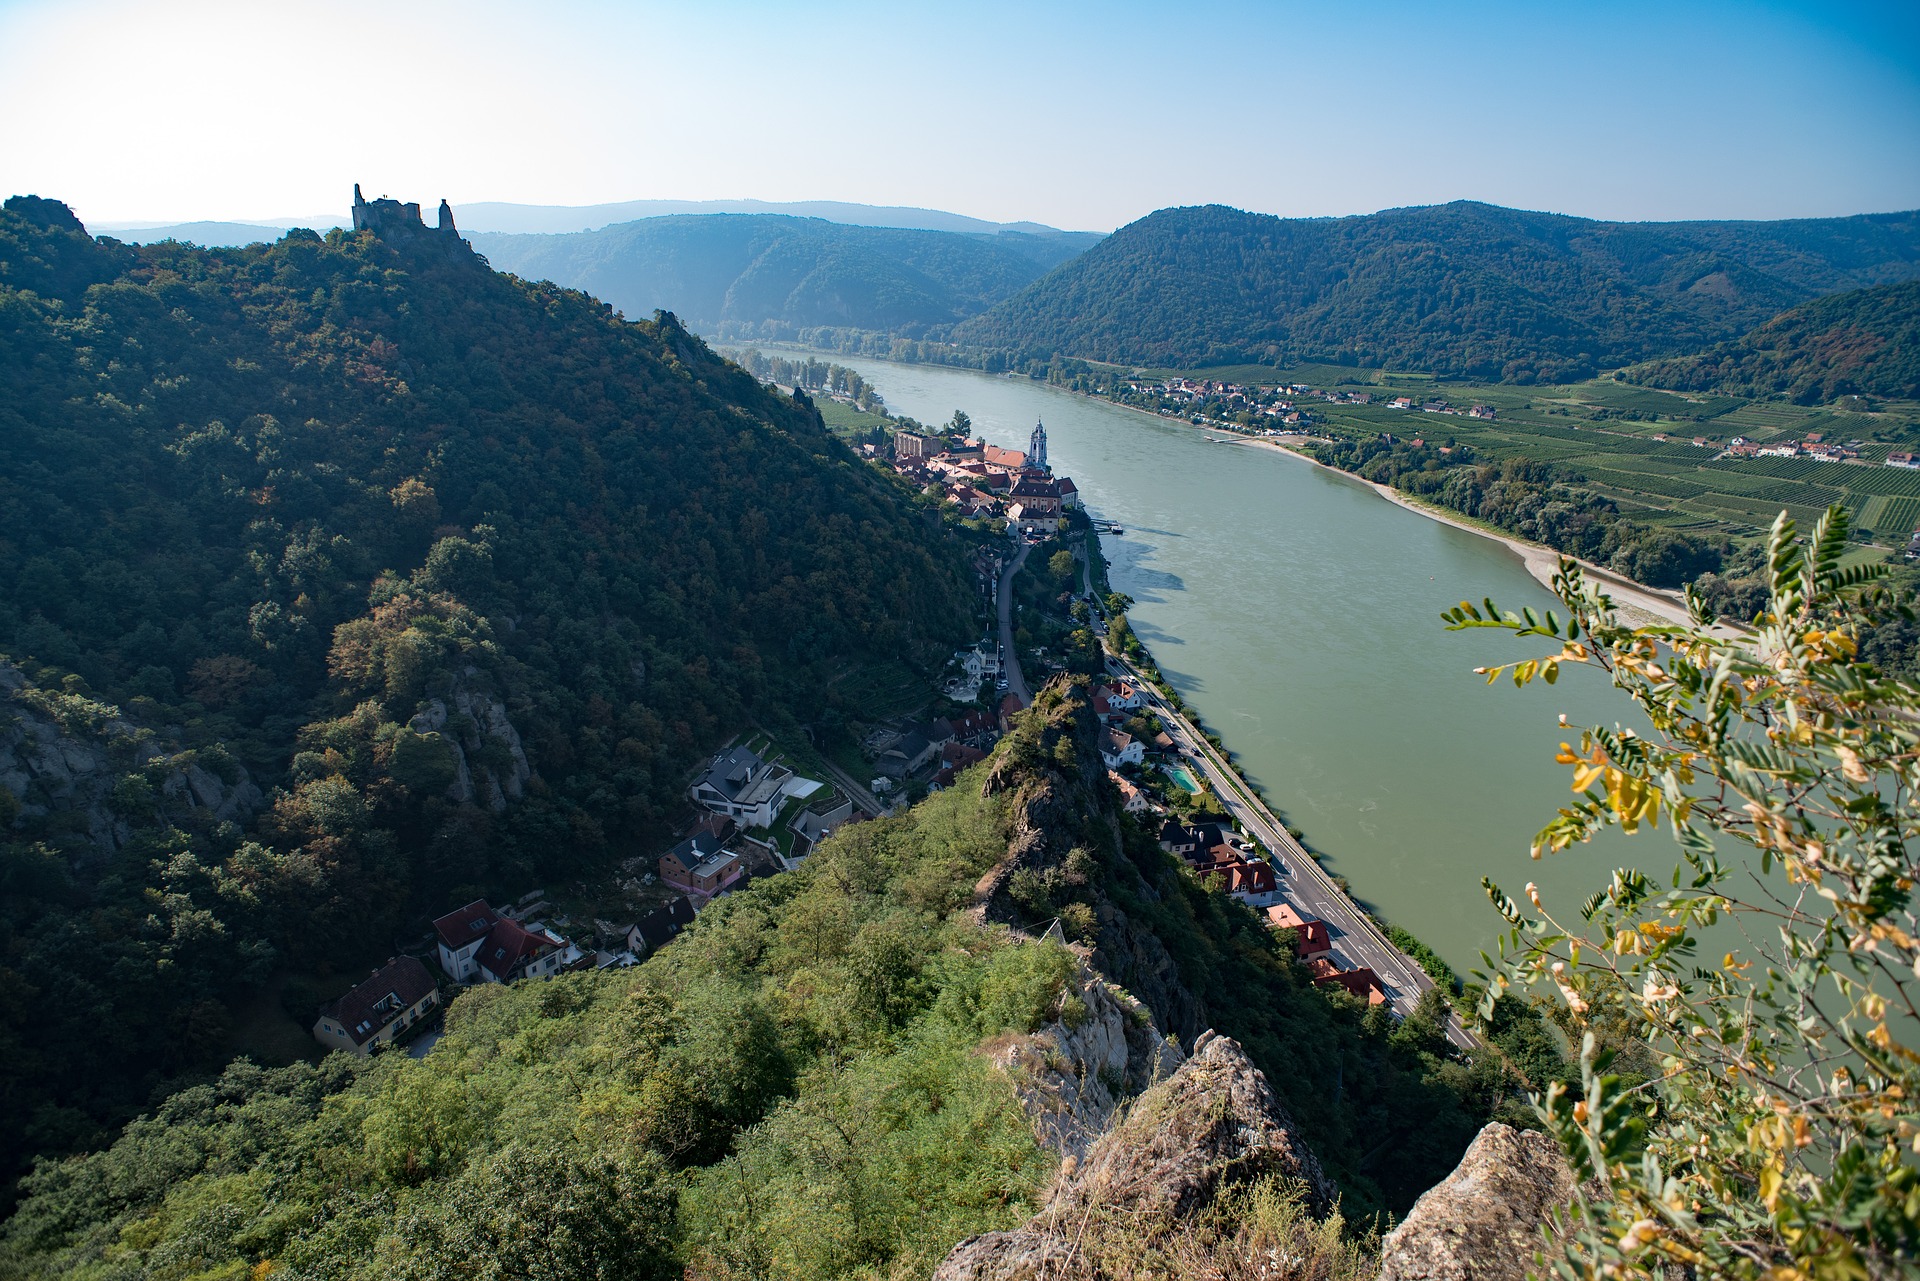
left=0, top=194, right=977, bottom=1196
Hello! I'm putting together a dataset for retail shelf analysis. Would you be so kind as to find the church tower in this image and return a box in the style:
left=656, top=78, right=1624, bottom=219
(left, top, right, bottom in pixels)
left=1027, top=419, right=1049, bottom=473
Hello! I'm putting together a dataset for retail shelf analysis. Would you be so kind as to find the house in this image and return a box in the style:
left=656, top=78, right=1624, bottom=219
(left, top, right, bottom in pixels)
left=1756, top=443, right=1800, bottom=458
left=660, top=827, right=746, bottom=898
left=473, top=915, right=574, bottom=984
left=1314, top=964, right=1388, bottom=1005
left=1888, top=452, right=1920, bottom=469
left=1388, top=397, right=1414, bottom=410
left=1099, top=727, right=1144, bottom=769
left=1469, top=404, right=1496, bottom=420
left=911, top=719, right=957, bottom=751
left=1109, top=770, right=1150, bottom=814
left=312, top=956, right=439, bottom=1056
left=1097, top=681, right=1146, bottom=712
left=875, top=731, right=935, bottom=779
left=1217, top=860, right=1278, bottom=904
left=982, top=444, right=1027, bottom=472
left=1008, top=475, right=1063, bottom=518
left=950, top=708, right=997, bottom=743
left=1158, top=820, right=1226, bottom=857
left=432, top=899, right=582, bottom=986
left=998, top=692, right=1025, bottom=731
left=933, top=742, right=987, bottom=789
left=1266, top=903, right=1332, bottom=958
left=1056, top=476, right=1081, bottom=508
left=691, top=745, right=795, bottom=828
left=790, top=793, right=855, bottom=857
left=432, top=899, right=501, bottom=981
left=627, top=896, right=697, bottom=956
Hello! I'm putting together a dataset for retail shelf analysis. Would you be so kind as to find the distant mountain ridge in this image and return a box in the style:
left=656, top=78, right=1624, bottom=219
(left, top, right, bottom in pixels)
left=952, top=201, right=1920, bottom=381
left=98, top=198, right=1100, bottom=246
left=471, top=213, right=1095, bottom=337
left=1625, top=279, right=1920, bottom=403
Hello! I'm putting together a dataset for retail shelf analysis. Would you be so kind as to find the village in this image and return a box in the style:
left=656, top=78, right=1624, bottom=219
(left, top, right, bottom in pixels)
left=306, top=405, right=1392, bottom=1061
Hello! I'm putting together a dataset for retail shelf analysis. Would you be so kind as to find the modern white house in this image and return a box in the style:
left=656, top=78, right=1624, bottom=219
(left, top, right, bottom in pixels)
left=690, top=745, right=795, bottom=828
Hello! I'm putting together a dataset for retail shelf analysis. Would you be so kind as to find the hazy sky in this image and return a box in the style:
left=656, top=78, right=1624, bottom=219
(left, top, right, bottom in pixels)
left=3, top=0, right=1916, bottom=231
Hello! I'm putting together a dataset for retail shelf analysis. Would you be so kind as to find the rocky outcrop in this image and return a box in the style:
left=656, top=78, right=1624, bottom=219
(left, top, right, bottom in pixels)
left=1376, top=1122, right=1575, bottom=1281
left=0, top=661, right=262, bottom=855
left=987, top=963, right=1185, bottom=1158
left=975, top=681, right=1203, bottom=1041
left=935, top=1032, right=1330, bottom=1281
left=408, top=668, right=532, bottom=813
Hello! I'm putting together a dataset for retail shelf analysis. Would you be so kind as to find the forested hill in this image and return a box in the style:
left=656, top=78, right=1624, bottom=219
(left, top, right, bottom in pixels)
left=0, top=194, right=975, bottom=1193
left=471, top=213, right=1098, bottom=341
left=951, top=201, right=1920, bottom=381
left=1624, top=279, right=1920, bottom=403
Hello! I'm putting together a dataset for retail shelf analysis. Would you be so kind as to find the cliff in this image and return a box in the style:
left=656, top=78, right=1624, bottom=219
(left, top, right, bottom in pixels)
left=936, top=1032, right=1336, bottom=1280
left=1376, top=1123, right=1576, bottom=1281
left=0, top=660, right=262, bottom=856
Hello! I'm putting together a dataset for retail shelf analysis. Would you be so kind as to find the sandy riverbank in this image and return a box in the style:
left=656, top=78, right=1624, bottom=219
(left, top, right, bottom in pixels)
left=1235, top=436, right=1704, bottom=630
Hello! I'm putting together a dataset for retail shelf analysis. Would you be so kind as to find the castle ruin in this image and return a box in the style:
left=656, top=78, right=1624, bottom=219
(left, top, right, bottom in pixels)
left=350, top=185, right=475, bottom=260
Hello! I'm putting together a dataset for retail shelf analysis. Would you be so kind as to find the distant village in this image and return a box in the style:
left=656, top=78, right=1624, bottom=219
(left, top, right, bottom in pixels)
left=877, top=417, right=1083, bottom=535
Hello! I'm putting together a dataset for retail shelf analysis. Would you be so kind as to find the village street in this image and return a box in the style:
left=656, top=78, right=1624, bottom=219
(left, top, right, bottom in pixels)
left=997, top=537, right=1033, bottom=705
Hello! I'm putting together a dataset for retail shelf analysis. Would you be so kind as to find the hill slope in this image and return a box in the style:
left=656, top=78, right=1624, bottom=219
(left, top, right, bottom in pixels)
left=0, top=194, right=976, bottom=1190
left=953, top=201, right=1920, bottom=381
left=471, top=213, right=1091, bottom=338
left=0, top=681, right=1534, bottom=1279
left=1624, top=279, right=1920, bottom=403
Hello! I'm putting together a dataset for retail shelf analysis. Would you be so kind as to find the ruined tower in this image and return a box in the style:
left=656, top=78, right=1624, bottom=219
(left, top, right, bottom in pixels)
left=349, top=186, right=473, bottom=260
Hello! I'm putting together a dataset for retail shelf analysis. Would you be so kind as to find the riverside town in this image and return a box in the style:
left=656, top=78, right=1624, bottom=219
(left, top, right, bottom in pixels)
left=3, top=5, right=1917, bottom=1278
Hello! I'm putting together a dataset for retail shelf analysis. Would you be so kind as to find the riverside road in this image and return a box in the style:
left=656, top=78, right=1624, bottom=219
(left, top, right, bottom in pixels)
left=1107, top=647, right=1477, bottom=1051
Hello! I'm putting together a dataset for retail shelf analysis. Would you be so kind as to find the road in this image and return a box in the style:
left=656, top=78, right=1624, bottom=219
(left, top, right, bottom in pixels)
left=997, top=538, right=1033, bottom=705
left=1106, top=651, right=1477, bottom=1051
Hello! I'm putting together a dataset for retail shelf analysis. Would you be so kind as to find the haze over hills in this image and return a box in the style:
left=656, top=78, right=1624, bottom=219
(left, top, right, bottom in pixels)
left=953, top=201, right=1920, bottom=382
left=471, top=213, right=1092, bottom=336
left=96, top=198, right=1102, bottom=247
left=1626, top=278, right=1920, bottom=403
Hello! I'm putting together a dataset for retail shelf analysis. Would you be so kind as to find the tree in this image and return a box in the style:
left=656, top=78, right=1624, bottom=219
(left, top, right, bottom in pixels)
left=950, top=410, right=972, bottom=435
left=1450, top=506, right=1920, bottom=1277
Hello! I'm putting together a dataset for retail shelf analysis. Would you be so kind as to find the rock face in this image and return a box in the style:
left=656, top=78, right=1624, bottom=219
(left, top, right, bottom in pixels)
left=408, top=669, right=532, bottom=813
left=986, top=963, right=1185, bottom=1158
left=935, top=1032, right=1330, bottom=1281
left=0, top=661, right=262, bottom=855
left=1376, top=1122, right=1575, bottom=1281
left=975, top=682, right=1203, bottom=1041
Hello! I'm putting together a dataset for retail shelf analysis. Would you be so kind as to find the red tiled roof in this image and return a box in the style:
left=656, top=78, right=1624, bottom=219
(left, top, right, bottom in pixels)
left=477, top=917, right=554, bottom=981
left=324, top=956, right=437, bottom=1046
left=431, top=899, right=496, bottom=951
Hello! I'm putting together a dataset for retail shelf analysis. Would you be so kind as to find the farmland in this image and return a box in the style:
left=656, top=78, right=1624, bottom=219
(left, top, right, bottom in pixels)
left=1153, top=365, right=1920, bottom=549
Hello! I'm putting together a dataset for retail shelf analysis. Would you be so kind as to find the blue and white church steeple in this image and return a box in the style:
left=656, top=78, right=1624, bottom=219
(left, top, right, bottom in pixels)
left=1027, top=418, right=1049, bottom=473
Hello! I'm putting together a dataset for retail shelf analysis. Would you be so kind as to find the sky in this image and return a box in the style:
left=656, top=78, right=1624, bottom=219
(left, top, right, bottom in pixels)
left=2, top=0, right=1916, bottom=231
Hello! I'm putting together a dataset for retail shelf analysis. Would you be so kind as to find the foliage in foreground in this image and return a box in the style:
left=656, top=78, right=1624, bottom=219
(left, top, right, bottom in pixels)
left=0, top=776, right=1064, bottom=1281
left=1451, top=505, right=1920, bottom=1277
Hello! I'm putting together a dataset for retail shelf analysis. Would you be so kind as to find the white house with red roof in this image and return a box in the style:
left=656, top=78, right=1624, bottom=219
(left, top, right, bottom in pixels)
left=432, top=900, right=580, bottom=985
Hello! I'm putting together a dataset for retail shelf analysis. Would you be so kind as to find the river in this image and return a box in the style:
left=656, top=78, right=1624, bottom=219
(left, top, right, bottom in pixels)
left=812, top=354, right=1650, bottom=971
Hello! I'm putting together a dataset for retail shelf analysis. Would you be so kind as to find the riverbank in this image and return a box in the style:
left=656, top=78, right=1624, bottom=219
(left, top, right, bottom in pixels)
left=1070, top=389, right=1706, bottom=630
left=1234, top=436, right=1707, bottom=630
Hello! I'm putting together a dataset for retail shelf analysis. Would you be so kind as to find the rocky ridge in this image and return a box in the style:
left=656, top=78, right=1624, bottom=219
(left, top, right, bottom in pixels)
left=0, top=660, right=262, bottom=855
left=936, top=1031, right=1333, bottom=1280
left=988, top=958, right=1186, bottom=1158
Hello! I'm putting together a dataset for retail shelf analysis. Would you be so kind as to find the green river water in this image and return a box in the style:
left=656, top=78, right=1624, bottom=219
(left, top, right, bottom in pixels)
left=816, top=354, right=1655, bottom=972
